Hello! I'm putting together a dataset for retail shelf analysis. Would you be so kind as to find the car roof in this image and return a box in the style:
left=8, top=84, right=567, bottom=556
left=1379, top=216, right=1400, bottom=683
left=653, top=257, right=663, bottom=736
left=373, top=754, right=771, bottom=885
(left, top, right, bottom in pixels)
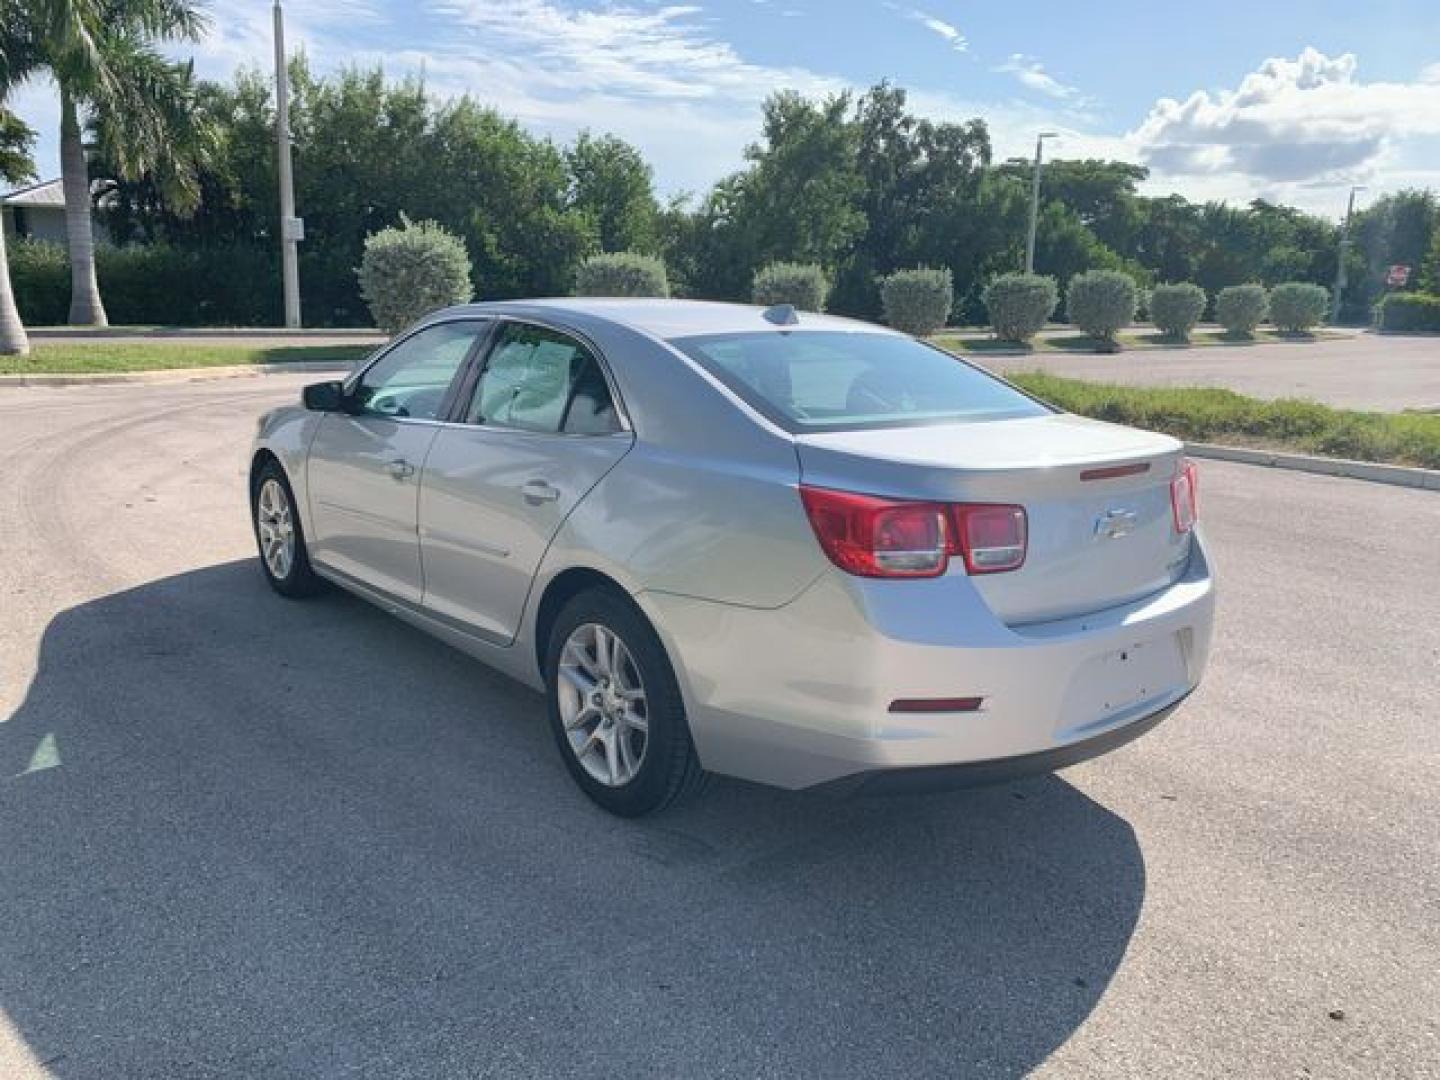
left=443, top=298, right=893, bottom=341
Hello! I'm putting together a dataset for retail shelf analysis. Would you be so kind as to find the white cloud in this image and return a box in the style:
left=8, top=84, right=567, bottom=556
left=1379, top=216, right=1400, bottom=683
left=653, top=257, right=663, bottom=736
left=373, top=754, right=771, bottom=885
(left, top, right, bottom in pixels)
left=1131, top=47, right=1440, bottom=191
left=995, top=54, right=1080, bottom=101
left=904, top=9, right=967, bottom=53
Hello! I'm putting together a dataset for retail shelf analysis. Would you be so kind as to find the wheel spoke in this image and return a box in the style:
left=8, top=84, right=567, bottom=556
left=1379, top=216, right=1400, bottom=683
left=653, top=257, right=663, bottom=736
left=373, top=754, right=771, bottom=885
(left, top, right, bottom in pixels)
left=565, top=703, right=599, bottom=732
left=603, top=728, right=621, bottom=785
left=621, top=707, right=648, bottom=733
left=617, top=731, right=637, bottom=780
left=592, top=625, right=614, bottom=678
left=558, top=665, right=597, bottom=696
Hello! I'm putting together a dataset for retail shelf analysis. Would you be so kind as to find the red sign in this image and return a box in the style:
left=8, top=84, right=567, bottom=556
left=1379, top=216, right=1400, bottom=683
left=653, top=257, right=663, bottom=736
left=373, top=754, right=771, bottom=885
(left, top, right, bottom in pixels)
left=1387, top=264, right=1411, bottom=287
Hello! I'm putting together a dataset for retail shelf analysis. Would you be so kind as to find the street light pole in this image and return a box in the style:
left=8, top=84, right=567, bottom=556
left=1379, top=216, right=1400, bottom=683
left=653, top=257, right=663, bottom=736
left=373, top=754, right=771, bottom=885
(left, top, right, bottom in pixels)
left=273, top=0, right=301, bottom=328
left=1330, top=184, right=1364, bottom=325
left=1024, top=132, right=1058, bottom=274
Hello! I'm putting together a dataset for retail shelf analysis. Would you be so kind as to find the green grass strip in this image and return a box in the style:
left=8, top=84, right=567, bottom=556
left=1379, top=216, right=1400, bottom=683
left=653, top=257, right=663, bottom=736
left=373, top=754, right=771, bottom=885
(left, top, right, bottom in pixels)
left=1010, top=372, right=1440, bottom=471
left=0, top=343, right=374, bottom=375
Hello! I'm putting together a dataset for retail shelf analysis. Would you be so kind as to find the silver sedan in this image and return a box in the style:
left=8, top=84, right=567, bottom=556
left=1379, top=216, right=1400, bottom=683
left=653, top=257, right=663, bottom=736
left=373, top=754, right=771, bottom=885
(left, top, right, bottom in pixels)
left=250, top=299, right=1215, bottom=816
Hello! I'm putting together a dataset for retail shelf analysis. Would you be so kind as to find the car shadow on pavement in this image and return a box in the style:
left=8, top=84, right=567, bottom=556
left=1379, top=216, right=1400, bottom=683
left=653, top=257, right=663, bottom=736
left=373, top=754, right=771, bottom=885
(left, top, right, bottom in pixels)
left=1, top=561, right=1146, bottom=1079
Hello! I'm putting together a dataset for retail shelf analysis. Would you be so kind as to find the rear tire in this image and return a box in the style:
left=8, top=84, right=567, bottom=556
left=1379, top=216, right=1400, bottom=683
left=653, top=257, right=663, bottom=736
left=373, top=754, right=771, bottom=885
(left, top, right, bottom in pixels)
left=544, top=588, right=706, bottom=816
left=251, top=458, right=323, bottom=598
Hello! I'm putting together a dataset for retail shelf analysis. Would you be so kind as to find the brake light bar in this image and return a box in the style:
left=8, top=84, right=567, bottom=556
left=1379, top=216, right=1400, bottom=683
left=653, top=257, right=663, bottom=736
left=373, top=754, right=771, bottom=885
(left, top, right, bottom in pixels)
left=798, top=486, right=1027, bottom=579
left=1080, top=462, right=1150, bottom=481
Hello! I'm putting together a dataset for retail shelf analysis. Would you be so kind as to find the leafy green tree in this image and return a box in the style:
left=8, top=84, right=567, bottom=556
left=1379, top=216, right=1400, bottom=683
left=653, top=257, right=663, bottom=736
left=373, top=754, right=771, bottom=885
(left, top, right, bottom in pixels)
left=997, top=158, right=1148, bottom=255
left=0, top=108, right=34, bottom=184
left=567, top=131, right=659, bottom=254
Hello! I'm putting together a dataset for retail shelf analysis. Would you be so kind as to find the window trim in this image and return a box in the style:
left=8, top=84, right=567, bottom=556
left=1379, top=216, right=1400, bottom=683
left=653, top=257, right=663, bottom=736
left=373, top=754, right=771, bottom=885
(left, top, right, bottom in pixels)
left=341, top=316, right=496, bottom=425
left=450, top=315, right=633, bottom=437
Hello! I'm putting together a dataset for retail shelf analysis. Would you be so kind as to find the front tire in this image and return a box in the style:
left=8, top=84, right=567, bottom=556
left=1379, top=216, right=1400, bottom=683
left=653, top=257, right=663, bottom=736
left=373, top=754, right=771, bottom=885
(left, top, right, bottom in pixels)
left=545, top=589, right=705, bottom=816
left=251, top=459, right=323, bottom=598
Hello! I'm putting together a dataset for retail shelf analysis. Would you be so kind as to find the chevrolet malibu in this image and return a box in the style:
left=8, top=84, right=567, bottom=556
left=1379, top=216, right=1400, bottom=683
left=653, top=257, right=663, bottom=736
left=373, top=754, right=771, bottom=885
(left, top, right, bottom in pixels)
left=250, top=299, right=1214, bottom=816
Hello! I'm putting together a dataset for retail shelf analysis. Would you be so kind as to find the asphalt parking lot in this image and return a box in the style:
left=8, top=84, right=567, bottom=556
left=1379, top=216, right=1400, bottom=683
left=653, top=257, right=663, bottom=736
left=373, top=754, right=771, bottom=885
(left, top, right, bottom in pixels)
left=1, top=374, right=1437, bottom=1078
left=978, top=333, right=1440, bottom=413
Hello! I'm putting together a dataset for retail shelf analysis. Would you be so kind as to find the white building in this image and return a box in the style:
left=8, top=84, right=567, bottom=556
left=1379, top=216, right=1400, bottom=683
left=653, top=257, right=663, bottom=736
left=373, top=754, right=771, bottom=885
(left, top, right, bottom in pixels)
left=1, top=178, right=70, bottom=245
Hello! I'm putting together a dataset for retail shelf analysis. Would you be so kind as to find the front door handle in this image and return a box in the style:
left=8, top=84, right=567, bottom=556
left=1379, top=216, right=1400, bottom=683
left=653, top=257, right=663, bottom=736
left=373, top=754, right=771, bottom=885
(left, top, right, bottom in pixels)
left=520, top=479, right=561, bottom=505
left=387, top=458, right=416, bottom=481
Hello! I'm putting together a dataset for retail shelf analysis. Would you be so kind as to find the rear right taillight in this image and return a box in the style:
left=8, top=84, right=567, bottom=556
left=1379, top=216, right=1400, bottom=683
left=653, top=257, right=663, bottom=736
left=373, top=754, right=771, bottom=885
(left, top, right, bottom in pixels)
left=1170, top=458, right=1198, bottom=533
left=952, top=504, right=1027, bottom=574
left=799, top=486, right=1027, bottom=579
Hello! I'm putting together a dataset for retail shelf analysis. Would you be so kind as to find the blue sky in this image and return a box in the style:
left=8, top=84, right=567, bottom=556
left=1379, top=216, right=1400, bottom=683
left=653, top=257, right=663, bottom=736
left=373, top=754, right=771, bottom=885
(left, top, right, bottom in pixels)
left=8, top=0, right=1440, bottom=215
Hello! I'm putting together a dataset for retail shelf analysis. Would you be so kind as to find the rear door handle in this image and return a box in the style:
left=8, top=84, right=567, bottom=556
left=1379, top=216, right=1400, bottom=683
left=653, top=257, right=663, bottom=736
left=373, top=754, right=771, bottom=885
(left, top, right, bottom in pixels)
left=520, top=479, right=560, bottom=505
left=387, top=458, right=416, bottom=481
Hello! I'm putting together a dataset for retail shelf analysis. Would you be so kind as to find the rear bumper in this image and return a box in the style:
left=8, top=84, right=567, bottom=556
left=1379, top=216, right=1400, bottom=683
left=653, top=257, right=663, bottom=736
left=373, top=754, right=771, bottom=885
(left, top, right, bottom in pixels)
left=812, top=691, right=1187, bottom=797
left=639, top=532, right=1215, bottom=790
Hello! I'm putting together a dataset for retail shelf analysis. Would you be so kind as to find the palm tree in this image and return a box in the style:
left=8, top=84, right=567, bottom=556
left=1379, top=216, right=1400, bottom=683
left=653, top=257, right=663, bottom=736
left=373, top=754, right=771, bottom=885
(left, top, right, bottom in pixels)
left=29, top=0, right=210, bottom=326
left=0, top=110, right=37, bottom=355
left=0, top=2, right=43, bottom=354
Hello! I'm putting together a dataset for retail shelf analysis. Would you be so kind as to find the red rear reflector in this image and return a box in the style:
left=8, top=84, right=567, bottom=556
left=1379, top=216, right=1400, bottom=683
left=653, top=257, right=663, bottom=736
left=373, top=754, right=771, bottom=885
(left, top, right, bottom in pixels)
left=889, top=697, right=985, bottom=714
left=1080, top=462, right=1151, bottom=481
left=1170, top=459, right=1198, bottom=533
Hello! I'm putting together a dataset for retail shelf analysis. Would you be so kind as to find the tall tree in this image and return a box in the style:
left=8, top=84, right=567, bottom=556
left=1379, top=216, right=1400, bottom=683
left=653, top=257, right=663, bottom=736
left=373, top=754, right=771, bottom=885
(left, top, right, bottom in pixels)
left=0, top=0, right=41, bottom=354
left=0, top=108, right=36, bottom=355
left=567, top=131, right=659, bottom=254
left=26, top=0, right=209, bottom=326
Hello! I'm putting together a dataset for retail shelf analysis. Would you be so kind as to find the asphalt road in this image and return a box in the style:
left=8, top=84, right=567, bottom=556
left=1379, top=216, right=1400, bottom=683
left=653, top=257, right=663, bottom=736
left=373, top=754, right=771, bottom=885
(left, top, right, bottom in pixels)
left=1, top=376, right=1437, bottom=1079
left=976, top=333, right=1440, bottom=413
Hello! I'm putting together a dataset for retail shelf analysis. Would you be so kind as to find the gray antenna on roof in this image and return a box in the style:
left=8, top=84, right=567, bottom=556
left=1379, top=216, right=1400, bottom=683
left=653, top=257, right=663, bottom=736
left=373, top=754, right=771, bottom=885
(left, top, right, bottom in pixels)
left=762, top=303, right=800, bottom=326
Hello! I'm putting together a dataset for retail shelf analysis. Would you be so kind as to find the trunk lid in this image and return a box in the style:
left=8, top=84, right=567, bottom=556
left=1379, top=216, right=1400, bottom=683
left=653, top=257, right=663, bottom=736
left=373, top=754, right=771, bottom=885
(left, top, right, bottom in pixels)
left=795, top=413, right=1190, bottom=625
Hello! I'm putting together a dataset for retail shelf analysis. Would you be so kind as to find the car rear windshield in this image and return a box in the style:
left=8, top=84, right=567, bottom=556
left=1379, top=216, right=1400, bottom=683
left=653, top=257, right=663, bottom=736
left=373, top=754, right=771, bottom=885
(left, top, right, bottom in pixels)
left=670, top=330, right=1050, bottom=433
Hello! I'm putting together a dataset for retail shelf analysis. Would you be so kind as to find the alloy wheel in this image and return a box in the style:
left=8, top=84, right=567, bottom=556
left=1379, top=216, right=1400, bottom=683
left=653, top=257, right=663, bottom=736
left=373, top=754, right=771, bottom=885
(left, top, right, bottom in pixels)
left=256, top=478, right=295, bottom=580
left=557, top=622, right=650, bottom=787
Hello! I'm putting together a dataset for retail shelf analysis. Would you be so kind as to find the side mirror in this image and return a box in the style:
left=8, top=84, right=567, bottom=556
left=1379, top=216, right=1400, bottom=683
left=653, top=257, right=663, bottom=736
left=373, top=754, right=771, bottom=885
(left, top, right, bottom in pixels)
left=302, top=380, right=346, bottom=412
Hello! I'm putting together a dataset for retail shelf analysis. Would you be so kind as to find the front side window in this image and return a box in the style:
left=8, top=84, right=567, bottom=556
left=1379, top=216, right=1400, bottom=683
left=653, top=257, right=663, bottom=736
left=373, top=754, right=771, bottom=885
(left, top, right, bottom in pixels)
left=350, top=320, right=486, bottom=420
left=670, top=331, right=1050, bottom=433
left=466, top=323, right=621, bottom=434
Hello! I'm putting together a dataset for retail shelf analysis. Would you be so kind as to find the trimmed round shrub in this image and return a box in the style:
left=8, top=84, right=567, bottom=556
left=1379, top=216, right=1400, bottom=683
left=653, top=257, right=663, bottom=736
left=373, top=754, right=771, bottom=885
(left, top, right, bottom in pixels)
left=1269, top=282, right=1329, bottom=332
left=752, top=262, right=828, bottom=311
left=982, top=273, right=1058, bottom=343
left=1215, top=284, right=1269, bottom=335
left=1149, top=282, right=1207, bottom=340
left=356, top=216, right=473, bottom=333
left=1067, top=270, right=1138, bottom=346
left=574, top=251, right=670, bottom=298
left=879, top=266, right=953, bottom=336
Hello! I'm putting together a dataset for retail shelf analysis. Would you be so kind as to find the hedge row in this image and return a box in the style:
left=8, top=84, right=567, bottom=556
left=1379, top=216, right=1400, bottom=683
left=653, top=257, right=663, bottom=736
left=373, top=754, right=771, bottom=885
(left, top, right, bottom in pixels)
left=1376, top=292, right=1440, bottom=332
left=8, top=239, right=284, bottom=326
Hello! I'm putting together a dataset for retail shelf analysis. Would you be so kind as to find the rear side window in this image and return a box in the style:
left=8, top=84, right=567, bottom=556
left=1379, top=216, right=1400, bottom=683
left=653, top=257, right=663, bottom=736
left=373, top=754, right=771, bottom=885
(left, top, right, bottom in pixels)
left=466, top=323, right=621, bottom=434
left=670, top=331, right=1049, bottom=433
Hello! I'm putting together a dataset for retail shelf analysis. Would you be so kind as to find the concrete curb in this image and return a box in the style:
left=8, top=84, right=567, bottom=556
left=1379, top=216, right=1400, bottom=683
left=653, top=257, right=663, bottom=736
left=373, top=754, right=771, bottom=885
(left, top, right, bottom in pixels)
left=27, top=327, right=384, bottom=341
left=1187, top=442, right=1440, bottom=492
left=0, top=361, right=356, bottom=388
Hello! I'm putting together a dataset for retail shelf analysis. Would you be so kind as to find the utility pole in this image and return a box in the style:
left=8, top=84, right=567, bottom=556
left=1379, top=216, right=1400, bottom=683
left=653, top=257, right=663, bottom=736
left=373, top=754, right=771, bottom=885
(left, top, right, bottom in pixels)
left=1024, top=132, right=1057, bottom=274
left=1330, top=184, right=1364, bottom=325
left=274, top=0, right=302, bottom=328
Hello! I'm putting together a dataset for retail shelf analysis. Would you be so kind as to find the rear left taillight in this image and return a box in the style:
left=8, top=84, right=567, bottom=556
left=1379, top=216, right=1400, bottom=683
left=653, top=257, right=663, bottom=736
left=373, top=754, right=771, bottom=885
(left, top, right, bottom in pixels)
left=1170, top=458, right=1198, bottom=533
left=799, top=486, right=1027, bottom=579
